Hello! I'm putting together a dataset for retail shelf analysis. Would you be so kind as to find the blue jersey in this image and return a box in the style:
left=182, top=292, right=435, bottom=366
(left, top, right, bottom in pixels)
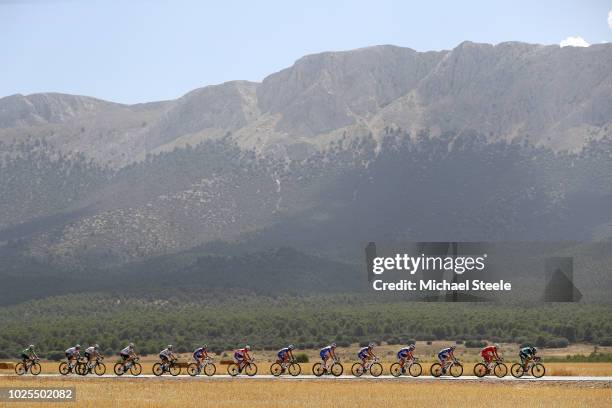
left=520, top=347, right=534, bottom=356
left=193, top=347, right=205, bottom=357
left=438, top=347, right=453, bottom=356
left=358, top=347, right=370, bottom=358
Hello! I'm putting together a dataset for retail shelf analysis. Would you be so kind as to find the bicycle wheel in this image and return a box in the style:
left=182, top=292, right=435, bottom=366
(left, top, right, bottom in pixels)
left=531, top=363, right=545, bottom=378
left=227, top=363, right=239, bottom=376
left=30, top=363, right=41, bottom=376
left=390, top=363, right=402, bottom=377
left=370, top=362, right=383, bottom=377
left=449, top=363, right=463, bottom=377
left=312, top=363, right=324, bottom=377
left=114, top=363, right=125, bottom=376
left=473, top=363, right=488, bottom=378
left=130, top=363, right=142, bottom=376
left=14, top=363, right=26, bottom=376
left=169, top=364, right=181, bottom=376
left=409, top=362, right=422, bottom=377
left=187, top=363, right=200, bottom=377
left=430, top=363, right=443, bottom=377
left=59, top=362, right=70, bottom=375
left=270, top=363, right=283, bottom=377
left=351, top=363, right=364, bottom=377
left=152, top=363, right=164, bottom=376
left=203, top=363, right=216, bottom=376
left=94, top=363, right=106, bottom=376
left=288, top=363, right=301, bottom=376
left=494, top=363, right=508, bottom=378
left=245, top=363, right=257, bottom=376
left=331, top=363, right=343, bottom=377
left=510, top=363, right=524, bottom=378
left=75, top=362, right=87, bottom=376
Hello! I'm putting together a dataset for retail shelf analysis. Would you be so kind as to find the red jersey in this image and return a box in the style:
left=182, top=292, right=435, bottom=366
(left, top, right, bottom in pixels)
left=481, top=346, right=497, bottom=355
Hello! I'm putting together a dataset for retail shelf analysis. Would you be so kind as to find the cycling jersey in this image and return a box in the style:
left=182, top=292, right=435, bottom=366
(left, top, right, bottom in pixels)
left=85, top=346, right=96, bottom=355
left=358, top=347, right=370, bottom=359
left=193, top=347, right=206, bottom=358
left=481, top=346, right=497, bottom=355
left=519, top=347, right=534, bottom=357
left=159, top=348, right=172, bottom=358
left=65, top=347, right=79, bottom=356
left=438, top=348, right=453, bottom=360
left=277, top=347, right=291, bottom=358
left=397, top=346, right=414, bottom=359
left=22, top=349, right=35, bottom=358
left=120, top=346, right=132, bottom=356
left=320, top=346, right=333, bottom=359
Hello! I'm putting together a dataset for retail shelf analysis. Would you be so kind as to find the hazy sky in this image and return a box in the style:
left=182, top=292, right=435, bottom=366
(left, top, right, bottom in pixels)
left=2, top=0, right=611, bottom=104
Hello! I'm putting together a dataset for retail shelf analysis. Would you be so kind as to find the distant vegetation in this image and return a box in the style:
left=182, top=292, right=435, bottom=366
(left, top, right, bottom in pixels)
left=0, top=292, right=609, bottom=359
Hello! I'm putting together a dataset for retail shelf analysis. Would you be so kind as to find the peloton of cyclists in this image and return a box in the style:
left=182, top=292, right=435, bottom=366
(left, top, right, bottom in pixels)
left=396, top=343, right=416, bottom=373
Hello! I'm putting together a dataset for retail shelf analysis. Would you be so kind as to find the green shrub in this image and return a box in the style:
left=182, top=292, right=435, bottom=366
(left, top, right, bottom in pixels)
left=545, top=338, right=569, bottom=348
left=46, top=351, right=64, bottom=361
left=465, top=340, right=487, bottom=348
left=294, top=353, right=309, bottom=363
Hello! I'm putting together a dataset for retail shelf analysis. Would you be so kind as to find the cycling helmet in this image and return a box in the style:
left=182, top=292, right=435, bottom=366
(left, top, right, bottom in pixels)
left=450, top=345, right=456, bottom=350
left=75, top=344, right=80, bottom=349
left=331, top=342, right=337, bottom=348
left=368, top=342, right=375, bottom=348
left=494, top=343, right=500, bottom=349
left=129, top=343, right=134, bottom=348
left=167, top=345, right=173, bottom=350
left=531, top=347, right=537, bottom=353
left=245, top=345, right=251, bottom=351
left=94, top=344, right=99, bottom=349
left=288, top=344, right=295, bottom=350
left=408, top=344, right=416, bottom=349
left=202, top=344, right=208, bottom=349
left=28, top=345, right=35, bottom=350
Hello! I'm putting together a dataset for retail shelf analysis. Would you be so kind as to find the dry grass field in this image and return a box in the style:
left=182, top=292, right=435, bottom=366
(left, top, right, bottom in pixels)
left=0, top=376, right=610, bottom=408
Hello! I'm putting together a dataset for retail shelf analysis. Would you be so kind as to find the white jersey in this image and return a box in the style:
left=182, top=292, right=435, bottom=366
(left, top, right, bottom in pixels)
left=160, top=348, right=172, bottom=357
left=85, top=346, right=96, bottom=354
left=121, top=346, right=132, bottom=355
left=65, top=347, right=79, bottom=355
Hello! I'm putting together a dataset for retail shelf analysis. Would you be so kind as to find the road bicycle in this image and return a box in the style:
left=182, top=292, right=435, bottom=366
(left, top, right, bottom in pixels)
left=227, top=358, right=257, bottom=376
left=15, top=358, right=41, bottom=376
left=431, top=359, right=463, bottom=377
left=153, top=358, right=181, bottom=376
left=270, top=358, right=301, bottom=377
left=511, top=356, right=545, bottom=378
left=77, top=356, right=106, bottom=376
left=59, top=356, right=84, bottom=375
left=113, top=357, right=143, bottom=376
left=351, top=356, right=383, bottom=377
left=390, top=357, right=423, bottom=377
left=313, top=357, right=343, bottom=377
left=187, top=356, right=216, bottom=376
left=474, top=357, right=507, bottom=378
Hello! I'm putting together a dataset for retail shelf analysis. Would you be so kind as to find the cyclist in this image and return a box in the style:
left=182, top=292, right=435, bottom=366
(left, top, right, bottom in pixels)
left=120, top=343, right=136, bottom=364
left=159, top=345, right=176, bottom=368
left=20, top=345, right=38, bottom=365
left=193, top=344, right=209, bottom=366
left=65, top=344, right=81, bottom=369
left=437, top=345, right=456, bottom=372
left=233, top=345, right=252, bottom=372
left=397, top=343, right=416, bottom=373
left=519, top=346, right=537, bottom=369
left=319, top=343, right=338, bottom=373
left=84, top=344, right=102, bottom=369
left=357, top=343, right=377, bottom=367
left=481, top=343, right=501, bottom=369
left=277, top=344, right=296, bottom=367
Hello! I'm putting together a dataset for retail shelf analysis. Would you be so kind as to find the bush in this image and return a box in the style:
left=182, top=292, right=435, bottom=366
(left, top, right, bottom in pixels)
left=386, top=337, right=400, bottom=345
left=598, top=338, right=612, bottom=347
left=294, top=353, right=309, bottom=363
left=545, top=338, right=569, bottom=348
left=465, top=340, right=487, bottom=348
left=46, top=351, right=64, bottom=361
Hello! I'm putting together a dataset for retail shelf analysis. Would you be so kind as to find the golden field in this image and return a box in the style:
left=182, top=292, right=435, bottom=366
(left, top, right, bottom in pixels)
left=1, top=376, right=611, bottom=408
